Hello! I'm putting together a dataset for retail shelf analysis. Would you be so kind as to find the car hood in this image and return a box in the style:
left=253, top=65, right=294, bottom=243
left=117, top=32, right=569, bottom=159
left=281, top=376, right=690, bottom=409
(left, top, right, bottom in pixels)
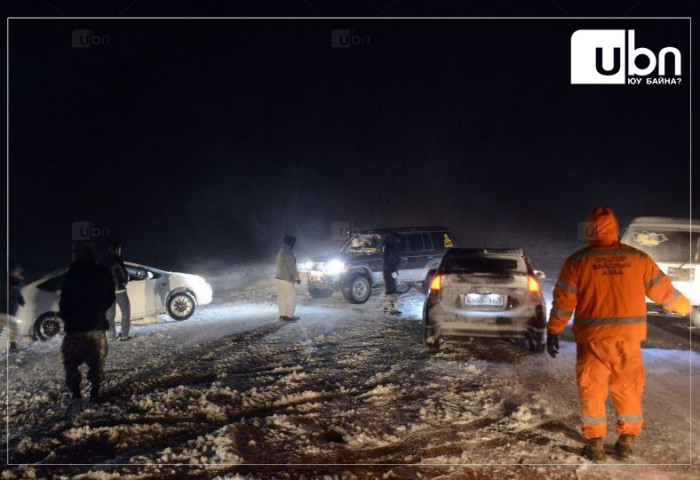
left=311, top=252, right=372, bottom=263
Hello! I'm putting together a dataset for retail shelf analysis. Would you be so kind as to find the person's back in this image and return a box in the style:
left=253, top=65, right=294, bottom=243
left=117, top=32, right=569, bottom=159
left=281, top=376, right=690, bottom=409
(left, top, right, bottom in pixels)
left=549, top=208, right=689, bottom=343
left=382, top=234, right=400, bottom=273
left=59, top=244, right=116, bottom=408
left=547, top=206, right=692, bottom=462
left=275, top=243, right=298, bottom=283
left=60, top=256, right=115, bottom=334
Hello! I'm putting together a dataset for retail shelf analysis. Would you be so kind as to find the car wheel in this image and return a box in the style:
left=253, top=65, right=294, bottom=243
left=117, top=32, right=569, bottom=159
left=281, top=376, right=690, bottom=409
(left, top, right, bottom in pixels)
left=342, top=273, right=372, bottom=304
left=308, top=286, right=334, bottom=299
left=524, top=332, right=545, bottom=353
left=34, top=312, right=64, bottom=341
left=167, top=291, right=197, bottom=321
left=424, top=325, right=439, bottom=352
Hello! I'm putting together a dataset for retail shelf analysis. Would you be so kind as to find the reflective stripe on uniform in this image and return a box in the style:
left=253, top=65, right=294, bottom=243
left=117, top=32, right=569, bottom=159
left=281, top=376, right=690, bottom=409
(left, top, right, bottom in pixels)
left=574, top=316, right=647, bottom=327
left=645, top=271, right=665, bottom=289
left=660, top=290, right=681, bottom=308
left=556, top=280, right=577, bottom=294
left=580, top=416, right=606, bottom=424
left=569, top=248, right=646, bottom=265
left=551, top=307, right=574, bottom=317
left=617, top=414, right=643, bottom=422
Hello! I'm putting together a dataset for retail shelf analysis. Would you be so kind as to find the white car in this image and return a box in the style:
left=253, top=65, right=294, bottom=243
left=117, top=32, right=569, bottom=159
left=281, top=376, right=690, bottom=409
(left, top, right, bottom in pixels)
left=622, top=217, right=700, bottom=307
left=18, top=262, right=213, bottom=341
left=423, top=248, right=547, bottom=352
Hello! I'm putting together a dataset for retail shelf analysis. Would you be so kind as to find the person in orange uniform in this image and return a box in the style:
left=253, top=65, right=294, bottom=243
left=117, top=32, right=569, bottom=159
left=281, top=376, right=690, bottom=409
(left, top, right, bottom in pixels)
left=546, top=207, right=695, bottom=462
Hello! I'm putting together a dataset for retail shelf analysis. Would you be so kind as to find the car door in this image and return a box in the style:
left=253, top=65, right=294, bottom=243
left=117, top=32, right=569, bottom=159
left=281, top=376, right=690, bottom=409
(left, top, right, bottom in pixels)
left=403, top=232, right=430, bottom=281
left=34, top=273, right=65, bottom=316
left=395, top=233, right=411, bottom=279
left=125, top=266, right=149, bottom=319
left=146, top=268, right=169, bottom=314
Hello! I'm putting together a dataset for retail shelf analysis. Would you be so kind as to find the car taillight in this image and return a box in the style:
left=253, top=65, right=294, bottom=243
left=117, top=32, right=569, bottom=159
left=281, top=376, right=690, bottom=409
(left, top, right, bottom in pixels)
left=528, top=275, right=540, bottom=293
left=427, top=275, right=441, bottom=307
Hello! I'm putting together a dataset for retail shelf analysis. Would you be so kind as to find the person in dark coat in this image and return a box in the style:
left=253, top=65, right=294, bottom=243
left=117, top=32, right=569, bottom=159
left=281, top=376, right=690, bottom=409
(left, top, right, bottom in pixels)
left=382, top=233, right=402, bottom=315
left=100, top=241, right=131, bottom=340
left=7, top=263, right=25, bottom=352
left=59, top=243, right=115, bottom=408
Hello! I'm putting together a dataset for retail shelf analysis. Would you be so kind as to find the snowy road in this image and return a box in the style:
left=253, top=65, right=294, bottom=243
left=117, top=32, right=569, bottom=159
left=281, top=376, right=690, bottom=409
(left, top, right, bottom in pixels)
left=2, top=271, right=700, bottom=479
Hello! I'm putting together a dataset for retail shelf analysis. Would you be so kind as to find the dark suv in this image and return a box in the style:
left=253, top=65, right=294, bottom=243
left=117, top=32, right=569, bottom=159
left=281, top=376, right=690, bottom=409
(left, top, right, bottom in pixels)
left=302, top=227, right=455, bottom=304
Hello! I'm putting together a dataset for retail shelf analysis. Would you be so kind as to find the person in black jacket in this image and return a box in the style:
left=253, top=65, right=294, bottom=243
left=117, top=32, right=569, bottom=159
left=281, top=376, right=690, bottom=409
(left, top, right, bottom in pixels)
left=7, top=263, right=25, bottom=352
left=59, top=243, right=115, bottom=407
left=382, top=233, right=402, bottom=315
left=100, top=241, right=131, bottom=340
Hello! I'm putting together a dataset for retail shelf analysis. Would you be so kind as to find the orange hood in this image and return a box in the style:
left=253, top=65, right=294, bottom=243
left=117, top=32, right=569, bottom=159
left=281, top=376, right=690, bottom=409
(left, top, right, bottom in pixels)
left=586, top=207, right=620, bottom=246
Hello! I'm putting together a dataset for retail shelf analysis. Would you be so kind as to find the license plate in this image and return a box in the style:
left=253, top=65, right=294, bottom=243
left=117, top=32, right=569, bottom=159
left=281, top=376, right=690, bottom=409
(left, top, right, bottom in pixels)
left=309, top=272, right=323, bottom=282
left=462, top=294, right=505, bottom=307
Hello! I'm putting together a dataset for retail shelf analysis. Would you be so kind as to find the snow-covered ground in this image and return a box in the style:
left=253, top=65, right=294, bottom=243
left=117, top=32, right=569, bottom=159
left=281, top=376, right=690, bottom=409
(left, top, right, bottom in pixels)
left=2, top=265, right=699, bottom=479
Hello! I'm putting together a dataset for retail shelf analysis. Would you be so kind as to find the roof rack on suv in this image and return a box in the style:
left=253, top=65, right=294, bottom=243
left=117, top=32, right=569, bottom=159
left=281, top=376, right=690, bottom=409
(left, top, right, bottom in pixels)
left=451, top=248, right=525, bottom=256
left=359, top=226, right=449, bottom=234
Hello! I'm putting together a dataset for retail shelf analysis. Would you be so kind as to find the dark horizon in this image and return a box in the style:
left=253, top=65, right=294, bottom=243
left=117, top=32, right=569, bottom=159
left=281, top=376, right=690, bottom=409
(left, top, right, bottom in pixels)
left=8, top=19, right=692, bottom=279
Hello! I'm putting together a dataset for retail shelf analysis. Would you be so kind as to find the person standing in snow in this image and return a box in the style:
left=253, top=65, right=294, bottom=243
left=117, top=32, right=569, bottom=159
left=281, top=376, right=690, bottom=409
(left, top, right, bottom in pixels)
left=6, top=263, right=25, bottom=353
left=60, top=243, right=115, bottom=410
left=382, top=233, right=402, bottom=315
left=546, top=207, right=697, bottom=462
left=100, top=241, right=131, bottom=341
left=275, top=235, right=301, bottom=321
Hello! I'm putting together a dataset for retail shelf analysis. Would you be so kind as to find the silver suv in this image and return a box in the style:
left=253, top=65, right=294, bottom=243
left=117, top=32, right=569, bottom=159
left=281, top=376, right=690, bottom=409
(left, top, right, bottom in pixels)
left=302, top=227, right=455, bottom=304
left=423, top=248, right=546, bottom=352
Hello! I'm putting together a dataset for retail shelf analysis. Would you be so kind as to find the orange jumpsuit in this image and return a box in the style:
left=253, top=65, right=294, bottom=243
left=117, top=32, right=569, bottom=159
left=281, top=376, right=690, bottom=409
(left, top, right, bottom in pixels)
left=547, top=207, right=691, bottom=439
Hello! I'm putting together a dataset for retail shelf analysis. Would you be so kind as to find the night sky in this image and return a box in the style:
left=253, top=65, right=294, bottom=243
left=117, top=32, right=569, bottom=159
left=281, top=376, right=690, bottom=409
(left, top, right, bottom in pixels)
left=8, top=18, right=691, bottom=278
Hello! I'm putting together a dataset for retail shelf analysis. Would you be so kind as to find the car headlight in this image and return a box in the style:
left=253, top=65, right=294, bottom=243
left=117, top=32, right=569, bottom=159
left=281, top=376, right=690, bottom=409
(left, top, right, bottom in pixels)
left=301, top=261, right=314, bottom=271
left=323, top=259, right=346, bottom=275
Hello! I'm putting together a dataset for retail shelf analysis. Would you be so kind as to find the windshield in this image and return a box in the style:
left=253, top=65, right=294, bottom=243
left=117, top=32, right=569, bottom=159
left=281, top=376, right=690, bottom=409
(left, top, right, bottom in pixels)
left=342, top=234, right=382, bottom=254
left=444, top=254, right=523, bottom=274
left=626, top=229, right=700, bottom=264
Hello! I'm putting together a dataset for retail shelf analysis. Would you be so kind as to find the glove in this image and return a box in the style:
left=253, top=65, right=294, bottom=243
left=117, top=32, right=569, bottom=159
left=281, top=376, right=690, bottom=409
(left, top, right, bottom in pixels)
left=691, top=306, right=700, bottom=327
left=547, top=334, right=559, bottom=358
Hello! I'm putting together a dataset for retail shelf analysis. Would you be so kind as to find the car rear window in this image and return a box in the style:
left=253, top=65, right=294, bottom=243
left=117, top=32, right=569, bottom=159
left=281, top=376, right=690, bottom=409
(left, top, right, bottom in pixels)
left=407, top=233, right=425, bottom=252
left=430, top=231, right=453, bottom=251
left=444, top=255, right=521, bottom=273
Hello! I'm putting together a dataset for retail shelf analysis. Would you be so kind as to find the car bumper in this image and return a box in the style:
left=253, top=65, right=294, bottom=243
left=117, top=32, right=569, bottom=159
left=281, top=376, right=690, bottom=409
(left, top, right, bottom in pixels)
left=196, top=284, right=214, bottom=306
left=425, top=304, right=546, bottom=339
left=307, top=272, right=342, bottom=290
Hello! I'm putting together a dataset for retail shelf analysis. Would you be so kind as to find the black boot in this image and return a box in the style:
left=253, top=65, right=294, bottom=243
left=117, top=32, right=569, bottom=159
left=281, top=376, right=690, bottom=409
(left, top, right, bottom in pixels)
left=583, top=438, right=606, bottom=463
left=615, top=434, right=635, bottom=459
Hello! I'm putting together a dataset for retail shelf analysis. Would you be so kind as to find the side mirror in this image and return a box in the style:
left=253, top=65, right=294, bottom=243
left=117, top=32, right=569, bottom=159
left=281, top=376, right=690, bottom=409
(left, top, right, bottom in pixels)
left=535, top=270, right=546, bottom=280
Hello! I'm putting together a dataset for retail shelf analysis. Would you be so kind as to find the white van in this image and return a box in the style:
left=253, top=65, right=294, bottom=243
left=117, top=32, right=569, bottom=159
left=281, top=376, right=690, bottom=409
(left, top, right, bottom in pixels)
left=621, top=217, right=700, bottom=308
